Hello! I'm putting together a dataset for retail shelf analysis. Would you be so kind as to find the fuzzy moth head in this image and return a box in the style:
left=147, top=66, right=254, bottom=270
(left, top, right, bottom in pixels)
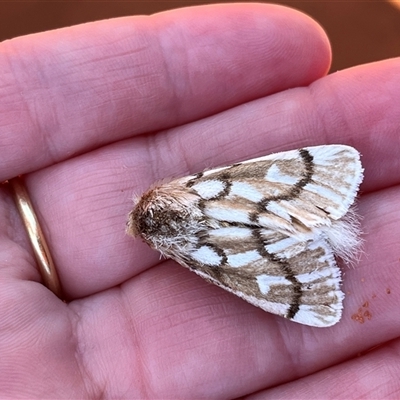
left=127, top=183, right=205, bottom=256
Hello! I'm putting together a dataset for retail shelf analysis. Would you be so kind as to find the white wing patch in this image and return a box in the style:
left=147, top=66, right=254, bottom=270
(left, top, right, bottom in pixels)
left=230, top=181, right=264, bottom=202
left=256, top=274, right=292, bottom=293
left=209, top=227, right=252, bottom=239
left=205, top=206, right=251, bottom=224
left=266, top=163, right=300, bottom=185
left=191, top=246, right=222, bottom=266
left=191, top=180, right=226, bottom=199
left=227, top=250, right=262, bottom=268
left=127, top=145, right=364, bottom=327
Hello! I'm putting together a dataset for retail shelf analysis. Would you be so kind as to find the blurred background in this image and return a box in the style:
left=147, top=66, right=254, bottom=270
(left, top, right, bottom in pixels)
left=1, top=1, right=399, bottom=72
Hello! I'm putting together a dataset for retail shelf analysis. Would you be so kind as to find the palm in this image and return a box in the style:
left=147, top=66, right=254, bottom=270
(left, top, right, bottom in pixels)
left=1, top=4, right=399, bottom=399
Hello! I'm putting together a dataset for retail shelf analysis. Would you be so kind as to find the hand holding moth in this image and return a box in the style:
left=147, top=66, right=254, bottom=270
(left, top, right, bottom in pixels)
left=1, top=3, right=399, bottom=399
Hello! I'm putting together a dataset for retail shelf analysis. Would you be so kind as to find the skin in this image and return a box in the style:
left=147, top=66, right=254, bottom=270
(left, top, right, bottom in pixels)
left=0, top=3, right=399, bottom=399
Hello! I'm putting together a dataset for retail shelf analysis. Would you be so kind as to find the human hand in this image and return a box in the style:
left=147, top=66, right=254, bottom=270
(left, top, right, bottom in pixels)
left=1, top=4, right=399, bottom=398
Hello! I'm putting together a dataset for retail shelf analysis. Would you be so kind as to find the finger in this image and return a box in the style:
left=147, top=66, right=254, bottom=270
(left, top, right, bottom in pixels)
left=1, top=185, right=397, bottom=398
left=127, top=58, right=400, bottom=194
left=82, top=186, right=396, bottom=398
left=250, top=340, right=400, bottom=398
left=0, top=3, right=330, bottom=181
left=17, top=57, right=400, bottom=298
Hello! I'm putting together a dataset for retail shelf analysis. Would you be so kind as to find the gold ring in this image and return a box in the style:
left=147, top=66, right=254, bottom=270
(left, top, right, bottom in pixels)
left=8, top=177, right=63, bottom=299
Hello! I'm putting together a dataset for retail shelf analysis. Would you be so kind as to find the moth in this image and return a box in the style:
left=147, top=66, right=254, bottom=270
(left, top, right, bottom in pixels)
left=127, top=145, right=363, bottom=327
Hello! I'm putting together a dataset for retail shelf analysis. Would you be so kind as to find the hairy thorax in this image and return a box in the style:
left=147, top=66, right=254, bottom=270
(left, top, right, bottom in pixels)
left=127, top=184, right=207, bottom=255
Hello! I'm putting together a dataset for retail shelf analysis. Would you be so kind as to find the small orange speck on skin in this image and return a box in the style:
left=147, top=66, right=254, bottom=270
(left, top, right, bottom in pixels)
left=364, top=310, right=372, bottom=320
left=351, top=313, right=364, bottom=324
left=386, top=288, right=391, bottom=294
left=352, top=300, right=372, bottom=324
